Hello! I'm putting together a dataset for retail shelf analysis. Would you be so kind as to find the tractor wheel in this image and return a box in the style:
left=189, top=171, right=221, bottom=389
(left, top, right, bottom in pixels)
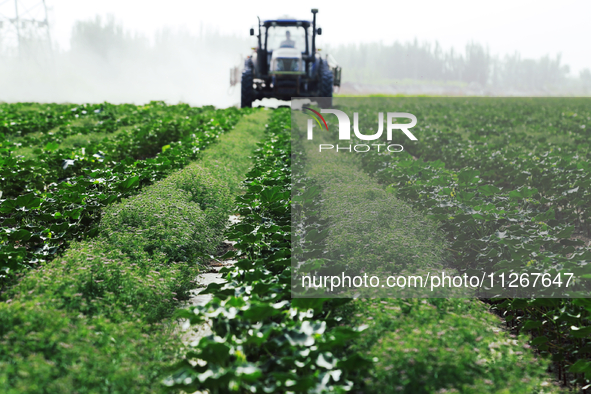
left=241, top=67, right=254, bottom=108
left=318, top=60, right=333, bottom=108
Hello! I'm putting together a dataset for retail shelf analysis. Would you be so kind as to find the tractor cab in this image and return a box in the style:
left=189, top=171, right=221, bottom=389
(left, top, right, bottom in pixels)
left=234, top=9, right=341, bottom=107
left=253, top=19, right=311, bottom=78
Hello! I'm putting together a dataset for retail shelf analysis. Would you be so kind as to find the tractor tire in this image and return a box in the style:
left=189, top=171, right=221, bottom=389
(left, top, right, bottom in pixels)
left=317, top=60, right=333, bottom=108
left=241, top=67, right=254, bottom=108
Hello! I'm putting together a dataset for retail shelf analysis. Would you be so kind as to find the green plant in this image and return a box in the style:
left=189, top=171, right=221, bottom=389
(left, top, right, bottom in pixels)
left=99, top=163, right=233, bottom=263
left=346, top=97, right=591, bottom=390
left=164, top=108, right=371, bottom=393
left=0, top=108, right=266, bottom=393
left=349, top=298, right=562, bottom=393
left=0, top=102, right=246, bottom=284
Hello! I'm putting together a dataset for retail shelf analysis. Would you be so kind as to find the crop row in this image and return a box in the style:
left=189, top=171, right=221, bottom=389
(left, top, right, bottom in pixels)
left=291, top=107, right=563, bottom=393
left=0, top=108, right=266, bottom=393
left=1, top=102, right=88, bottom=136
left=345, top=97, right=591, bottom=390
left=164, top=108, right=373, bottom=393
left=0, top=102, right=246, bottom=284
left=166, top=107, right=561, bottom=393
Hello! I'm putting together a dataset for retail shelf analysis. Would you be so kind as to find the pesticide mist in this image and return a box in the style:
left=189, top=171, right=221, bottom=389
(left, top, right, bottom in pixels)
left=0, top=15, right=251, bottom=108
left=1, top=15, right=590, bottom=105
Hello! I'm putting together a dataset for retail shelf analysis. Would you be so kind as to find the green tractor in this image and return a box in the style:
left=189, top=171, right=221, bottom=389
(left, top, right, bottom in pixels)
left=235, top=8, right=341, bottom=108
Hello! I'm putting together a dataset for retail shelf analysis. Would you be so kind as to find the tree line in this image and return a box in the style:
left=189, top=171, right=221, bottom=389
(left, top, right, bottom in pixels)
left=328, top=40, right=591, bottom=93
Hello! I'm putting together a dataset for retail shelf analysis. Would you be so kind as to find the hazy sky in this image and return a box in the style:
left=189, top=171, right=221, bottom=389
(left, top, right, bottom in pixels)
left=34, top=0, right=590, bottom=75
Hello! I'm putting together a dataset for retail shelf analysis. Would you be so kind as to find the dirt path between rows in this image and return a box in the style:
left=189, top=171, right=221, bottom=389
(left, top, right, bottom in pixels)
left=175, top=214, right=240, bottom=347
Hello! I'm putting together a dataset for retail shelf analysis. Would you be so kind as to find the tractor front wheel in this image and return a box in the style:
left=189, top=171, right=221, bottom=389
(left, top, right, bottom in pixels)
left=241, top=67, right=254, bottom=108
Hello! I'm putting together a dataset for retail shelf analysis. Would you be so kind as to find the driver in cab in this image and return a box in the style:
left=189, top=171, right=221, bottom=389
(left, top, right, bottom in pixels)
left=280, top=31, right=296, bottom=48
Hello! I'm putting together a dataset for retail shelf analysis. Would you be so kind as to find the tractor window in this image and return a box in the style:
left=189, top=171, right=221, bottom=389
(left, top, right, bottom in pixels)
left=266, top=26, right=307, bottom=52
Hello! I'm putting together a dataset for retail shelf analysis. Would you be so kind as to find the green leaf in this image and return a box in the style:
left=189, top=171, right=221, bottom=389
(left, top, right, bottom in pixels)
left=337, top=353, right=374, bottom=370
left=478, top=185, right=501, bottom=196
left=0, top=199, right=18, bottom=213
left=260, top=187, right=287, bottom=203
left=522, top=320, right=543, bottom=330
left=44, top=141, right=60, bottom=151
left=531, top=336, right=549, bottom=346
left=242, top=302, right=279, bottom=321
left=118, top=176, right=139, bottom=192
left=570, top=326, right=591, bottom=338
left=291, top=298, right=327, bottom=312
left=534, top=209, right=555, bottom=222
left=304, top=228, right=329, bottom=243
left=65, top=208, right=84, bottom=220
left=8, top=229, right=32, bottom=241
left=16, top=193, right=41, bottom=209
left=195, top=338, right=231, bottom=364
left=458, top=169, right=480, bottom=184
left=569, top=359, right=591, bottom=374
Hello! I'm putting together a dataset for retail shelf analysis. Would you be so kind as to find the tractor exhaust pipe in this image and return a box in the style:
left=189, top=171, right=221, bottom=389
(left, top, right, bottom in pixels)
left=257, top=16, right=262, bottom=49
left=311, top=8, right=318, bottom=56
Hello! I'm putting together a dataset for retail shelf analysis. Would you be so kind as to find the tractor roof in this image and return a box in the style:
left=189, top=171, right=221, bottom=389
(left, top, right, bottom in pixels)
left=263, top=19, right=311, bottom=27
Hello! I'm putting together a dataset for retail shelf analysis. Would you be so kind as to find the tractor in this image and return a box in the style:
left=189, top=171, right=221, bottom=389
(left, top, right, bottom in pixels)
left=232, top=9, right=341, bottom=108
